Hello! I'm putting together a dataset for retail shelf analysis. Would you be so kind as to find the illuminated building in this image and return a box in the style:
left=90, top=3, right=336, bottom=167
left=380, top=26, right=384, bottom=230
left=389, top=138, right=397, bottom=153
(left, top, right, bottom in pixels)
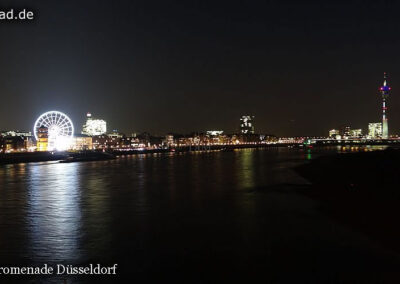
left=164, top=134, right=174, bottom=147
left=240, top=116, right=255, bottom=134
left=82, top=113, right=107, bottom=136
left=36, top=126, right=49, bottom=152
left=206, top=130, right=224, bottom=136
left=379, top=73, right=390, bottom=138
left=106, top=134, right=122, bottom=149
left=368, top=123, right=382, bottom=139
left=349, top=129, right=362, bottom=138
left=92, top=135, right=108, bottom=149
left=0, top=130, right=34, bottom=152
left=1, top=130, right=32, bottom=137
left=92, top=132, right=124, bottom=150
left=329, top=129, right=340, bottom=138
left=206, top=131, right=225, bottom=144
left=3, top=136, right=25, bottom=152
left=108, top=130, right=123, bottom=139
left=340, top=126, right=351, bottom=137
left=278, top=137, right=306, bottom=144
left=71, top=134, right=93, bottom=150
left=121, top=135, right=140, bottom=148
left=207, top=132, right=222, bottom=144
left=260, top=134, right=277, bottom=143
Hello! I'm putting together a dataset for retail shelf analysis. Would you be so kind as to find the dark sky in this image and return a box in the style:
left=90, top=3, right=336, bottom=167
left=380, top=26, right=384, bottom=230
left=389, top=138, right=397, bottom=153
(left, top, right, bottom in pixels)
left=1, top=0, right=400, bottom=136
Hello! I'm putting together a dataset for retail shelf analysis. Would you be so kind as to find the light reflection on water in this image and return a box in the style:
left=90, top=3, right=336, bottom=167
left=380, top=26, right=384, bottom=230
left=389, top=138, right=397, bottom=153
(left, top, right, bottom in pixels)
left=27, top=162, right=82, bottom=263
left=0, top=146, right=397, bottom=282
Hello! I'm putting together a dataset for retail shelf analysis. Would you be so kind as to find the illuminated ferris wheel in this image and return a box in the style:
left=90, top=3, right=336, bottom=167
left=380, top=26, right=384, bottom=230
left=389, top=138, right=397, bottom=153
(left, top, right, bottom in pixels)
left=33, top=111, right=74, bottom=150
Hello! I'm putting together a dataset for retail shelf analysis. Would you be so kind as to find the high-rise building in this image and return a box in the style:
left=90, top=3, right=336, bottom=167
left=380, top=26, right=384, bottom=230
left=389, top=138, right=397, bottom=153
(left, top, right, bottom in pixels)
left=340, top=126, right=351, bottom=137
left=240, top=116, right=255, bottom=134
left=368, top=123, right=382, bottom=139
left=82, top=113, right=107, bottom=136
left=380, top=73, right=390, bottom=138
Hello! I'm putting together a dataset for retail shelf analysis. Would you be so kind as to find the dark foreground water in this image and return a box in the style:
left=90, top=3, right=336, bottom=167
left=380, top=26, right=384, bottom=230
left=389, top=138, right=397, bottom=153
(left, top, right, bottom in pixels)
left=0, top=147, right=399, bottom=283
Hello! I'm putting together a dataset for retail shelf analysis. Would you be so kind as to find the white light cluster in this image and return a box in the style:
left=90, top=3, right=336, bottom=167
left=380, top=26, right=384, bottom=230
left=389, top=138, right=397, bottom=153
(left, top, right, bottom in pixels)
left=368, top=123, right=382, bottom=139
left=34, top=111, right=74, bottom=151
left=206, top=130, right=224, bottom=136
left=83, top=118, right=107, bottom=136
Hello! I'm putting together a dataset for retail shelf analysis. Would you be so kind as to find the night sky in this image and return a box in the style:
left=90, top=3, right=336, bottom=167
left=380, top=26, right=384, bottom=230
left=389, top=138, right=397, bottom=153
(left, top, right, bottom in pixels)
left=1, top=0, right=400, bottom=136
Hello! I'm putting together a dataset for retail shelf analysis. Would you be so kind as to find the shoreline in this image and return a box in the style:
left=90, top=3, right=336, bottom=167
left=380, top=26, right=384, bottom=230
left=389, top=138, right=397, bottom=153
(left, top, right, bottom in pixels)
left=0, top=143, right=397, bottom=165
left=0, top=144, right=292, bottom=165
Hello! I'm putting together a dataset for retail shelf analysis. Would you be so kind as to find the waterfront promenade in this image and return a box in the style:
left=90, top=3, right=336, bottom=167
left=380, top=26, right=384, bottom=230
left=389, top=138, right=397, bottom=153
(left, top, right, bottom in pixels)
left=1, top=139, right=400, bottom=164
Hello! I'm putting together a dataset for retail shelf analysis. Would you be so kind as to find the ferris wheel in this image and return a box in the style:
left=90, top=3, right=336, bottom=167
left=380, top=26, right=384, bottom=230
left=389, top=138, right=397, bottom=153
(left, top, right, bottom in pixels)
left=33, top=111, right=74, bottom=150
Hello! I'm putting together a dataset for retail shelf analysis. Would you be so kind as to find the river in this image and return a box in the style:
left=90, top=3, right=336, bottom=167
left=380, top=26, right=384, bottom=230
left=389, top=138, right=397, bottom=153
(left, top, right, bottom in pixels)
left=0, top=147, right=398, bottom=283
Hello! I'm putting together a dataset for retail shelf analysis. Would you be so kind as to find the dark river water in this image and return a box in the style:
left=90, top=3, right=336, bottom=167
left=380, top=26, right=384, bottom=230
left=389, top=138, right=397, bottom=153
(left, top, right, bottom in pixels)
left=0, top=147, right=399, bottom=283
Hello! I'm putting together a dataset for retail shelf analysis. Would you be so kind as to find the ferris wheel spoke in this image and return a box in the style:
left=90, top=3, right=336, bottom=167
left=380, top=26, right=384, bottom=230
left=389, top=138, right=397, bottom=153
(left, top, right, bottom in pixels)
left=60, top=118, right=69, bottom=127
left=51, top=115, right=57, bottom=124
left=59, top=118, right=66, bottom=128
left=57, top=118, right=65, bottom=128
left=60, top=122, right=69, bottom=131
left=53, top=114, right=59, bottom=126
left=41, top=117, right=49, bottom=127
left=50, top=115, right=58, bottom=125
left=45, top=115, right=53, bottom=125
left=56, top=113, right=63, bottom=126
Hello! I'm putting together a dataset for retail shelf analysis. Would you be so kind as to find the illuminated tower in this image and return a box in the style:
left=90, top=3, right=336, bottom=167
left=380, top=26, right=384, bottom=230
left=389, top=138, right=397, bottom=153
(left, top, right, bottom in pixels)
left=36, top=126, right=48, bottom=151
left=379, top=72, right=391, bottom=139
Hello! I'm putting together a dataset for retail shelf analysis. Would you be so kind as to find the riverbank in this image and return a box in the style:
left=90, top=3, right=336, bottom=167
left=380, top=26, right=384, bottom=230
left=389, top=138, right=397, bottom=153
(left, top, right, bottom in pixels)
left=294, top=148, right=400, bottom=253
left=0, top=152, right=68, bottom=164
left=0, top=145, right=286, bottom=165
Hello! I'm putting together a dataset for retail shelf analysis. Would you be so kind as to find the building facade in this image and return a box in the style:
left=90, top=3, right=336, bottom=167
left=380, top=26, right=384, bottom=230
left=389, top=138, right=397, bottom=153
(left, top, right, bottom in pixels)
left=36, top=126, right=49, bottom=151
left=340, top=126, right=351, bottom=137
left=0, top=130, right=34, bottom=152
left=71, top=134, right=93, bottom=150
left=82, top=113, right=107, bottom=136
left=3, top=136, right=25, bottom=152
left=368, top=123, right=382, bottom=139
left=1, top=130, right=32, bottom=137
left=329, top=129, right=340, bottom=138
left=349, top=129, right=362, bottom=138
left=240, top=116, right=255, bottom=134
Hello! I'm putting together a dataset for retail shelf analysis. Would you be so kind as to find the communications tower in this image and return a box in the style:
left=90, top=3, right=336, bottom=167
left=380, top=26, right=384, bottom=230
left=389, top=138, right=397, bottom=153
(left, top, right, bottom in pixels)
left=380, top=72, right=390, bottom=139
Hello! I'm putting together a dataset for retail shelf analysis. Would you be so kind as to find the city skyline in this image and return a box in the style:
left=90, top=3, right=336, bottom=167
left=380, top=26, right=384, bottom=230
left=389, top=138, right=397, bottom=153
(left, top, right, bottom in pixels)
left=0, top=103, right=394, bottom=138
left=1, top=1, right=400, bottom=136
left=0, top=72, right=395, bottom=138
left=0, top=70, right=396, bottom=137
